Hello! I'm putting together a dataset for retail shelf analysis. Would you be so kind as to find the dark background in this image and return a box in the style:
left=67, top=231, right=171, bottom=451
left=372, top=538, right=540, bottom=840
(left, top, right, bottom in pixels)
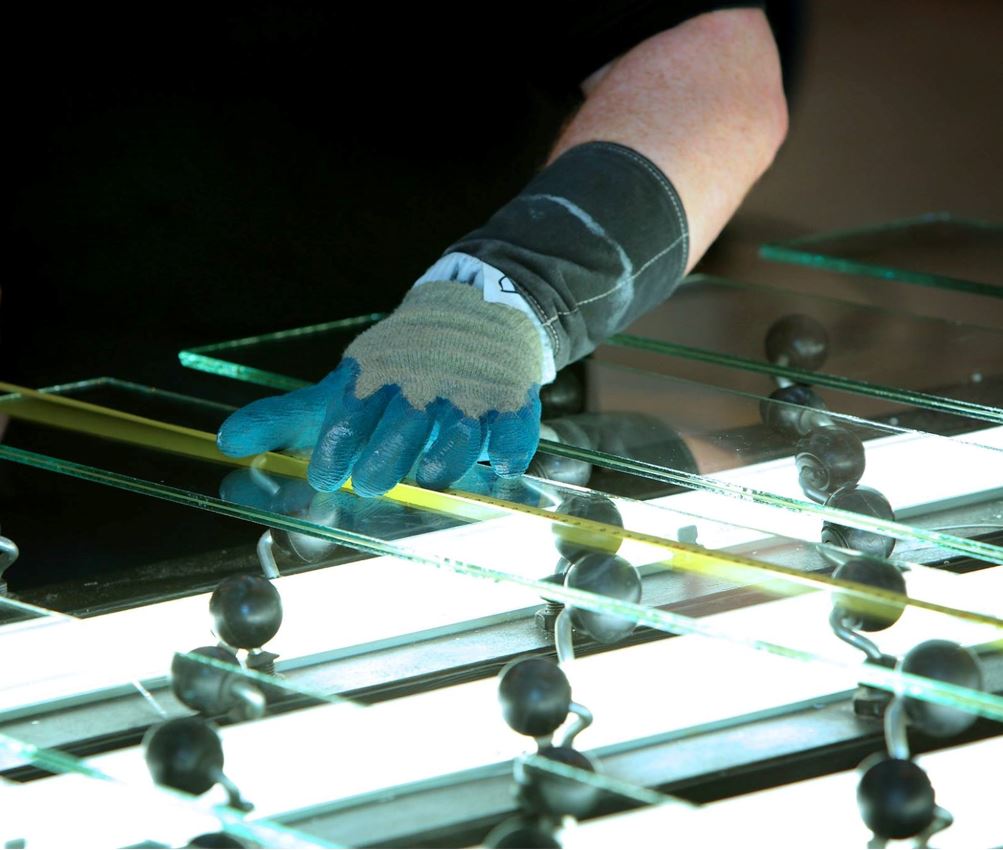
left=3, top=3, right=581, bottom=395
left=5, top=1, right=1000, bottom=400
left=4, top=1, right=809, bottom=397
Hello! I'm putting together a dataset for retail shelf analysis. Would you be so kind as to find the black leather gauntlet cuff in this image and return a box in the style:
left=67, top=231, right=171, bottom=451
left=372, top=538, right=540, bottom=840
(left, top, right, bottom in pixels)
left=446, top=141, right=689, bottom=369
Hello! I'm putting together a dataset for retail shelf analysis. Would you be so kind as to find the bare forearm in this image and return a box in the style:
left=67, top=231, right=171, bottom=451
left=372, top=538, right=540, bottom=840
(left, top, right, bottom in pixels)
left=550, top=8, right=788, bottom=272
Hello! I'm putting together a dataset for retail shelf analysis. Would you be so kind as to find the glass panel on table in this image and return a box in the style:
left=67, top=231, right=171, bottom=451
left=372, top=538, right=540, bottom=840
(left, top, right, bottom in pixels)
left=0, top=513, right=734, bottom=850
left=7, top=390, right=1003, bottom=846
left=599, top=340, right=999, bottom=445
left=759, top=212, right=1003, bottom=299
left=2, top=379, right=1003, bottom=681
left=605, top=275, right=1003, bottom=429
left=0, top=423, right=330, bottom=618
left=0, top=590, right=381, bottom=761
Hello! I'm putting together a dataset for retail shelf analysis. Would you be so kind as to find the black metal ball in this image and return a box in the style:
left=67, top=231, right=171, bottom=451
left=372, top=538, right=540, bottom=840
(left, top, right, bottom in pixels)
left=171, top=645, right=241, bottom=716
left=565, top=552, right=642, bottom=644
left=551, top=493, right=624, bottom=563
left=210, top=575, right=283, bottom=650
left=760, top=384, right=829, bottom=438
left=832, top=558, right=907, bottom=632
left=483, top=817, right=562, bottom=849
left=857, top=757, right=935, bottom=839
left=822, top=486, right=896, bottom=558
left=186, top=833, right=249, bottom=848
left=519, top=746, right=600, bottom=819
left=765, top=314, right=830, bottom=371
left=796, top=426, right=866, bottom=502
left=498, top=658, right=572, bottom=738
left=902, top=640, right=983, bottom=737
left=143, top=717, right=224, bottom=796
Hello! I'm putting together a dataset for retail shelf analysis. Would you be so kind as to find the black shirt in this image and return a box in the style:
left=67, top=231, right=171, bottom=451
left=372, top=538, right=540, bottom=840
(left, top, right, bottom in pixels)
left=4, top=1, right=762, bottom=388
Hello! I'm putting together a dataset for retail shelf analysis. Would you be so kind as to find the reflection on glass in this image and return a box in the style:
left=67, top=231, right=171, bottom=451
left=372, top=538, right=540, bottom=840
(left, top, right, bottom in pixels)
left=760, top=212, right=1003, bottom=298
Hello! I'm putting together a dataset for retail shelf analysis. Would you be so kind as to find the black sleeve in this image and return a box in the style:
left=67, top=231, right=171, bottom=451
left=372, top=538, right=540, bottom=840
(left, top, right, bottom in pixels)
left=527, top=1, right=766, bottom=92
left=447, top=142, right=689, bottom=370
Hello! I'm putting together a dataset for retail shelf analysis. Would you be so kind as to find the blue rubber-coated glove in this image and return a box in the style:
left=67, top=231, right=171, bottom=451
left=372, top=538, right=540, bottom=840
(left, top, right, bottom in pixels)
left=217, top=281, right=544, bottom=497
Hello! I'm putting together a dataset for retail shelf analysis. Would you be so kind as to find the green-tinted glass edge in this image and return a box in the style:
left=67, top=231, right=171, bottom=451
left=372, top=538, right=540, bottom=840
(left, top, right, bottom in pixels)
left=178, top=314, right=385, bottom=392
left=759, top=212, right=1003, bottom=298
left=608, top=333, right=1003, bottom=426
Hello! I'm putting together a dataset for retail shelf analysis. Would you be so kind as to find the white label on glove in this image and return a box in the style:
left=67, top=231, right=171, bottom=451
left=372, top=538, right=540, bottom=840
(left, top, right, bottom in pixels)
left=479, top=264, right=529, bottom=310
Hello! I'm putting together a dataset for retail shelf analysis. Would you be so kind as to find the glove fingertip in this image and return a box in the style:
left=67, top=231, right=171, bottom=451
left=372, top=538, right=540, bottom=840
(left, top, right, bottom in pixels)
left=491, top=456, right=534, bottom=479
left=307, top=461, right=352, bottom=493
left=414, top=461, right=465, bottom=491
left=347, top=475, right=395, bottom=499
left=217, top=412, right=266, bottom=457
left=415, top=414, right=483, bottom=491
left=486, top=402, right=541, bottom=479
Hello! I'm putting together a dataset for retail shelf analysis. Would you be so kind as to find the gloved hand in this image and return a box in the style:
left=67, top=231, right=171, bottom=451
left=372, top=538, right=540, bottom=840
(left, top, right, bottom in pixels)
left=217, top=280, right=544, bottom=497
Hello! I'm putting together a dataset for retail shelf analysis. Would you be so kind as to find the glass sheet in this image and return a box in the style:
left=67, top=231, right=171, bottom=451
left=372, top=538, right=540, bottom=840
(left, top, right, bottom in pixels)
left=600, top=342, right=998, bottom=444
left=760, top=213, right=1003, bottom=298
left=0, top=493, right=687, bottom=843
left=0, top=608, right=693, bottom=847
left=0, top=559, right=997, bottom=846
left=0, top=430, right=363, bottom=618
left=2, top=378, right=1001, bottom=594
left=1, top=380, right=1003, bottom=731
left=0, top=732, right=332, bottom=847
left=610, top=275, right=1003, bottom=427
left=179, top=308, right=1003, bottom=564
left=0, top=417, right=832, bottom=615
left=0, top=592, right=203, bottom=763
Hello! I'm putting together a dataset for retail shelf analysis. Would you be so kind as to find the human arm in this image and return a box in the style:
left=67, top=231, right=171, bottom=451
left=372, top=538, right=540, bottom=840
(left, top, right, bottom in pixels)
left=446, top=6, right=788, bottom=370
left=558, top=7, right=788, bottom=273
left=217, top=7, right=788, bottom=496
